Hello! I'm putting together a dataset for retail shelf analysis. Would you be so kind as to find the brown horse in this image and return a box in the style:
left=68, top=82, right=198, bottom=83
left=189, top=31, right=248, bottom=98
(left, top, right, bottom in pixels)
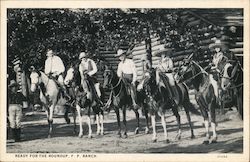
left=102, top=65, right=150, bottom=138
left=178, top=60, right=218, bottom=144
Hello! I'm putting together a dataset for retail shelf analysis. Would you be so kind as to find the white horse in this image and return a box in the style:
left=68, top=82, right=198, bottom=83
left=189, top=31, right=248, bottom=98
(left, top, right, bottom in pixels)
left=64, top=66, right=104, bottom=138
left=30, top=70, right=71, bottom=138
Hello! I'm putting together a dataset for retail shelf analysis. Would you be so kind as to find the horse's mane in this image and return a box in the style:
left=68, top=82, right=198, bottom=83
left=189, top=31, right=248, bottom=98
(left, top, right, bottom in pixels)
left=191, top=60, right=209, bottom=89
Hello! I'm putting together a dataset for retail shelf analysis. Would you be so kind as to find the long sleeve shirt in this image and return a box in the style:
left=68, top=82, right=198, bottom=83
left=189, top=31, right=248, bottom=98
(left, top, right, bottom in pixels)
left=158, top=57, right=174, bottom=73
left=44, top=56, right=65, bottom=75
left=117, top=58, right=137, bottom=83
left=79, top=58, right=98, bottom=76
left=212, top=52, right=224, bottom=68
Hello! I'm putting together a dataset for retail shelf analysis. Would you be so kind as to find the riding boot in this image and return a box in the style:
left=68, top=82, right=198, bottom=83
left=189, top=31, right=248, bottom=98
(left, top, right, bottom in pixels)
left=15, top=128, right=21, bottom=142
left=10, top=128, right=16, bottom=142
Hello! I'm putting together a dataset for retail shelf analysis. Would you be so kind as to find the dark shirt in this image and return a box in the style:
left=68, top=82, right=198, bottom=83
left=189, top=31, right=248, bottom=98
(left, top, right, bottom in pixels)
left=8, top=91, right=27, bottom=105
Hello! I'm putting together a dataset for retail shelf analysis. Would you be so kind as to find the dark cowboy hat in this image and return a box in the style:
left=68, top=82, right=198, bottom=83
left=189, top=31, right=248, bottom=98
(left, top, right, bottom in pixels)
left=209, top=39, right=229, bottom=51
left=8, top=80, right=19, bottom=88
left=153, top=44, right=173, bottom=57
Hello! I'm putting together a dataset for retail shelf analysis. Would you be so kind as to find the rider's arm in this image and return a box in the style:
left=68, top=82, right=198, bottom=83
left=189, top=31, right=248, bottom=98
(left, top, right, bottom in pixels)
left=117, top=62, right=122, bottom=78
left=55, top=56, right=65, bottom=75
left=130, top=60, right=137, bottom=84
left=169, top=58, right=174, bottom=71
left=87, top=59, right=97, bottom=76
left=44, top=59, right=50, bottom=75
left=79, top=64, right=84, bottom=84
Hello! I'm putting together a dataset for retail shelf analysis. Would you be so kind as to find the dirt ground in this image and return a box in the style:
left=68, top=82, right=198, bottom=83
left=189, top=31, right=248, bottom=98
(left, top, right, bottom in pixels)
left=6, top=105, right=243, bottom=153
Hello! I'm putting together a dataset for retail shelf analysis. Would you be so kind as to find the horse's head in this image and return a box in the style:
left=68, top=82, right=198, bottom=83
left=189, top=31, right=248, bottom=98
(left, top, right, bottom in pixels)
left=137, top=69, right=157, bottom=95
left=64, top=66, right=75, bottom=86
left=221, top=62, right=236, bottom=90
left=30, top=70, right=40, bottom=92
left=103, top=65, right=114, bottom=89
left=177, top=60, right=195, bottom=83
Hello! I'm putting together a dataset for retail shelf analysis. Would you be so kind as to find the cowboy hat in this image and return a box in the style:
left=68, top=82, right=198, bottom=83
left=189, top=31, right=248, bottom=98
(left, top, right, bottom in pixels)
left=79, top=52, right=89, bottom=60
left=115, top=49, right=128, bottom=57
left=46, top=49, right=54, bottom=57
left=153, top=44, right=173, bottom=57
left=8, top=80, right=19, bottom=88
left=209, top=39, right=229, bottom=51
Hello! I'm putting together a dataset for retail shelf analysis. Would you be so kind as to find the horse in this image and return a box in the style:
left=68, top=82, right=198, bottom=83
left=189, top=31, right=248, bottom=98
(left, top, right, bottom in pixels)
left=221, top=59, right=243, bottom=119
left=29, top=70, right=75, bottom=138
left=102, top=65, right=150, bottom=138
left=178, top=60, right=219, bottom=144
left=64, top=64, right=104, bottom=138
left=137, top=68, right=200, bottom=142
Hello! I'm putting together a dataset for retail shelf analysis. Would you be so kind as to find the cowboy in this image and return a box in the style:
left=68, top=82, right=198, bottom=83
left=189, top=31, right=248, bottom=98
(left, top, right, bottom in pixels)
left=78, top=51, right=103, bottom=106
left=116, top=49, right=139, bottom=109
left=209, top=39, right=229, bottom=100
left=8, top=80, right=27, bottom=142
left=155, top=45, right=178, bottom=101
left=44, top=49, right=70, bottom=100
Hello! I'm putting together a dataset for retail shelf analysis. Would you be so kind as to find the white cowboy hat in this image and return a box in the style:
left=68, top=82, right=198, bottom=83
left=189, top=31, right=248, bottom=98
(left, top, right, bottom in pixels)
left=8, top=80, right=19, bottom=88
left=79, top=52, right=88, bottom=60
left=115, top=49, right=127, bottom=57
left=46, top=49, right=54, bottom=57
left=153, top=44, right=173, bottom=57
left=209, top=39, right=229, bottom=51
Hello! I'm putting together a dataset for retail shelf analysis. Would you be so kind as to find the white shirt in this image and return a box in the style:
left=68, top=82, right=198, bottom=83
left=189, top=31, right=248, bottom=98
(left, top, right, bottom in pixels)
left=212, top=52, right=224, bottom=68
left=158, top=57, right=174, bottom=72
left=79, top=58, right=97, bottom=76
left=44, top=55, right=65, bottom=75
left=117, top=58, right=137, bottom=83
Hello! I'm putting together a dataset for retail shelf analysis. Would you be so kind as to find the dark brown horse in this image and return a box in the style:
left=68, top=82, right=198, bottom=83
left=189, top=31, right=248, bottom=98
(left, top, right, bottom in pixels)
left=137, top=68, right=200, bottom=142
left=102, top=65, right=150, bottom=138
left=178, top=60, right=218, bottom=144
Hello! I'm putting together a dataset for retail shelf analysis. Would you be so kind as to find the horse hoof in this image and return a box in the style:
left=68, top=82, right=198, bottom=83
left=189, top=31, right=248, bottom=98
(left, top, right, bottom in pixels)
left=66, top=119, right=70, bottom=124
left=78, top=134, right=83, bottom=138
left=88, top=135, right=93, bottom=139
left=175, top=134, right=181, bottom=140
left=48, top=135, right=51, bottom=138
left=191, top=135, right=195, bottom=139
left=211, top=139, right=218, bottom=144
left=145, top=130, right=150, bottom=134
left=203, top=140, right=209, bottom=145
left=123, top=133, right=128, bottom=138
left=134, top=128, right=139, bottom=135
left=165, top=139, right=170, bottom=143
left=152, top=139, right=157, bottom=143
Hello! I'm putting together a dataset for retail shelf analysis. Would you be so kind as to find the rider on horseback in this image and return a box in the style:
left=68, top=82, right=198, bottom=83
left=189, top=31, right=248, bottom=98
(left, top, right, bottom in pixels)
left=116, top=49, right=140, bottom=110
left=44, top=49, right=71, bottom=100
left=209, top=39, right=229, bottom=101
left=155, top=45, right=178, bottom=102
left=78, top=51, right=103, bottom=107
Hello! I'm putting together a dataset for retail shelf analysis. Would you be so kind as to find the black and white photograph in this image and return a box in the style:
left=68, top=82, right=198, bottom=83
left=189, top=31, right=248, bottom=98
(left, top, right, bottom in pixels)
left=1, top=0, right=249, bottom=161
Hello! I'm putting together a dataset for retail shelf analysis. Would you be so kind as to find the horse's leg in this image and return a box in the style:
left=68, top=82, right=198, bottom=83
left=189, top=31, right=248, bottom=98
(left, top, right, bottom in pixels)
left=197, top=98, right=210, bottom=144
left=76, top=104, right=83, bottom=138
left=133, top=109, right=140, bottom=135
left=100, top=110, right=104, bottom=135
left=64, top=105, right=70, bottom=124
left=47, top=104, right=54, bottom=138
left=210, top=99, right=217, bottom=143
left=143, top=104, right=150, bottom=134
left=96, top=113, right=101, bottom=135
left=122, top=106, right=128, bottom=138
left=72, top=107, right=77, bottom=135
left=87, top=107, right=92, bottom=138
left=151, top=114, right=157, bottom=142
left=114, top=107, right=121, bottom=138
left=171, top=105, right=181, bottom=140
left=183, top=102, right=195, bottom=139
left=161, top=113, right=170, bottom=143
